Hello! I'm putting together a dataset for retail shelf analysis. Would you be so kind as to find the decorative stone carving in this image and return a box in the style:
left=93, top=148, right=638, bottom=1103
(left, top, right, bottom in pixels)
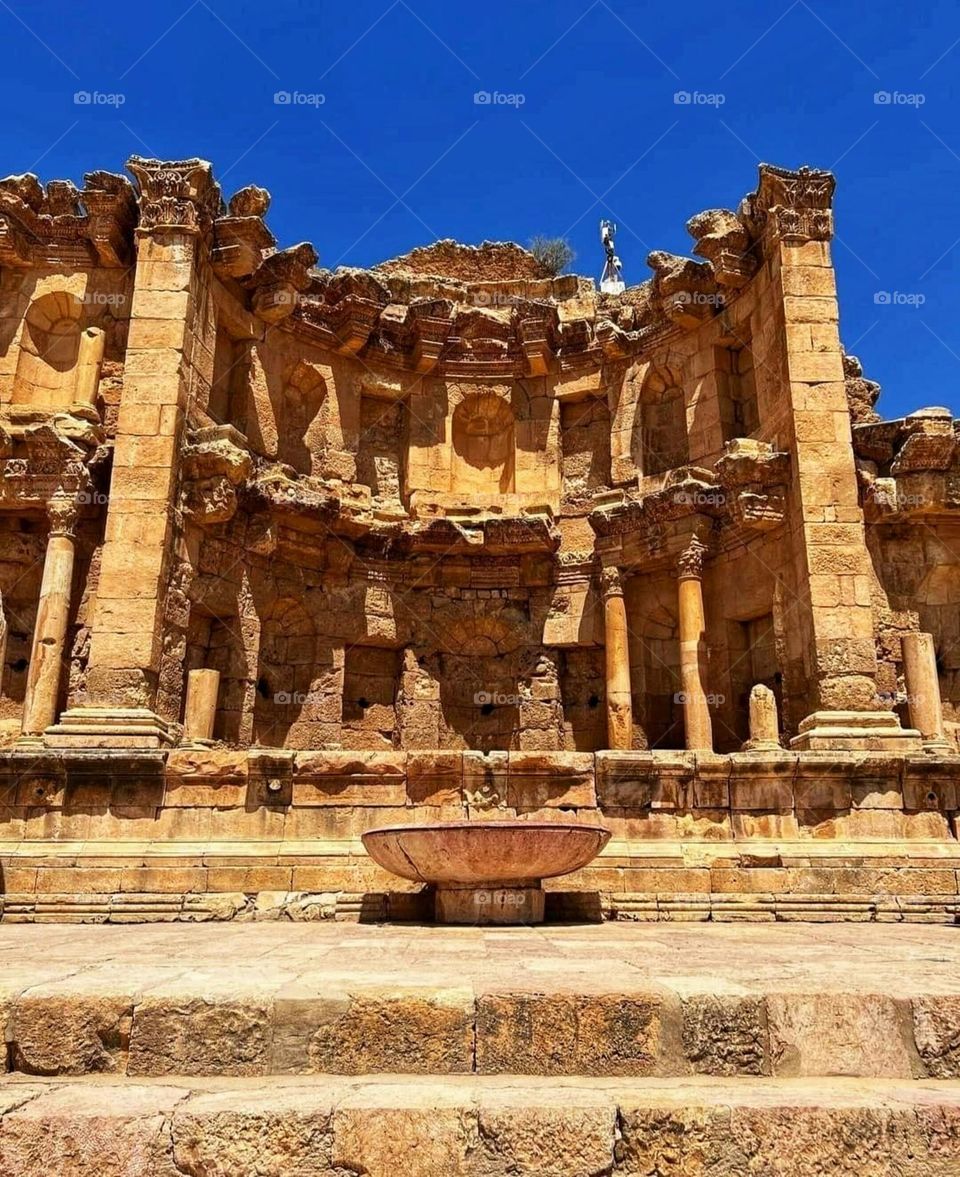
left=212, top=185, right=276, bottom=278
left=126, top=156, right=224, bottom=234
left=249, top=241, right=318, bottom=322
left=181, top=427, right=254, bottom=526
left=686, top=208, right=756, bottom=288
left=599, top=565, right=624, bottom=599
left=647, top=250, right=720, bottom=328
left=677, top=534, right=709, bottom=579
left=744, top=163, right=836, bottom=244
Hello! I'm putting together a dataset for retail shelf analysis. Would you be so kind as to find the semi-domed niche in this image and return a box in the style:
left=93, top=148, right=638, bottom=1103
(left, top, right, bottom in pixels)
left=451, top=392, right=515, bottom=496
left=635, top=366, right=689, bottom=480
left=14, top=291, right=83, bottom=408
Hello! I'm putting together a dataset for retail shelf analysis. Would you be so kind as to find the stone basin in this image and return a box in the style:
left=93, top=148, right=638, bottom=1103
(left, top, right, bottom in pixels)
left=362, top=820, right=610, bottom=924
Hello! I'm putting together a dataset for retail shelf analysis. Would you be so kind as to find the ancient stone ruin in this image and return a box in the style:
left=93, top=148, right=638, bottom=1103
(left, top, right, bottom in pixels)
left=0, top=156, right=958, bottom=923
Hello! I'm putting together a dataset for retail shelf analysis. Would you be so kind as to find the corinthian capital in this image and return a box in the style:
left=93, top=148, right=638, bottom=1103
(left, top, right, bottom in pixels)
left=745, top=163, right=836, bottom=244
left=127, top=156, right=223, bottom=235
left=599, top=565, right=625, bottom=599
left=677, top=535, right=709, bottom=579
left=47, top=493, right=79, bottom=538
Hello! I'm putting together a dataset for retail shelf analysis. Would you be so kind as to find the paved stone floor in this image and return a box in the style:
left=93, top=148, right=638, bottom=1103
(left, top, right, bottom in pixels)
left=1, top=920, right=959, bottom=995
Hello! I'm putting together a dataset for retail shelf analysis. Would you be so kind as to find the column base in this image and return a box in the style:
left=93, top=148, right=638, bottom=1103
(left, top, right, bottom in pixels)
left=434, top=882, right=545, bottom=925
left=43, top=708, right=174, bottom=749
left=790, top=710, right=922, bottom=753
left=741, top=739, right=783, bottom=754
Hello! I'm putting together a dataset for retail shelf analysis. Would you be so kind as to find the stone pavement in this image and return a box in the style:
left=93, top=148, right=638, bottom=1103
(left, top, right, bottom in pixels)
left=4, top=923, right=960, bottom=1173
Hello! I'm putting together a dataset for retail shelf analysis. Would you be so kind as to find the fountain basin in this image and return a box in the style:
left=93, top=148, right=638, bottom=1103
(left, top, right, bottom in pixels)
left=362, top=820, right=610, bottom=924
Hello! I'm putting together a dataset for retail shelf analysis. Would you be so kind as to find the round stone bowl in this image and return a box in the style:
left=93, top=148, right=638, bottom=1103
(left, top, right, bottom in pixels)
left=362, top=820, right=611, bottom=924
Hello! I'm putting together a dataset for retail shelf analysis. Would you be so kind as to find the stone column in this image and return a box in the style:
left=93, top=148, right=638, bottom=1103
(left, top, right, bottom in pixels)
left=20, top=495, right=78, bottom=738
left=55, top=158, right=222, bottom=748
left=743, top=683, right=781, bottom=751
left=902, top=632, right=947, bottom=747
left=600, top=566, right=633, bottom=750
left=677, top=536, right=713, bottom=752
left=183, top=668, right=220, bottom=743
left=73, top=326, right=106, bottom=408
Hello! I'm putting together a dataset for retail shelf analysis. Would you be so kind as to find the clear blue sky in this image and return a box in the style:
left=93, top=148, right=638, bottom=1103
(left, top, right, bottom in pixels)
left=4, top=0, right=959, bottom=419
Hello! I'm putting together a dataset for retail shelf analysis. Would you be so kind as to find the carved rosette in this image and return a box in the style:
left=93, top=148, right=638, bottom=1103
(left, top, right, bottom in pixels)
left=127, top=156, right=223, bottom=236
left=747, top=163, right=836, bottom=244
left=677, top=535, right=709, bottom=579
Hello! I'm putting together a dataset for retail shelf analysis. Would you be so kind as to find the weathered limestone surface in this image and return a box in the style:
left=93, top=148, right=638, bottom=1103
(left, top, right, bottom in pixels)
left=0, top=156, right=959, bottom=921
left=2, top=1075, right=960, bottom=1176
left=0, top=922, right=958, bottom=1081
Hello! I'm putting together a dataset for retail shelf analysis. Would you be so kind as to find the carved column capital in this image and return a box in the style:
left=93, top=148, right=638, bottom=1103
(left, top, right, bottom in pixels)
left=677, top=535, right=709, bottom=579
left=126, top=156, right=223, bottom=236
left=599, top=565, right=625, bottom=599
left=746, top=164, right=836, bottom=244
left=47, top=493, right=79, bottom=539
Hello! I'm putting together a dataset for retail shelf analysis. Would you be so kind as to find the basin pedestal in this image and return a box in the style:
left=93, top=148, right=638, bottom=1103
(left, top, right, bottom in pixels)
left=435, top=881, right=545, bottom=925
left=362, top=821, right=610, bottom=926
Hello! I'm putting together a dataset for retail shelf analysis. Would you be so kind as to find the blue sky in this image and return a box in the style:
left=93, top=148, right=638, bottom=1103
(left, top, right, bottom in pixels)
left=3, top=0, right=960, bottom=419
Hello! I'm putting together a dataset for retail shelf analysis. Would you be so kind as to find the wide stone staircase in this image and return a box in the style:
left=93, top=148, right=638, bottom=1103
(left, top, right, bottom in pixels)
left=2, top=921, right=960, bottom=1174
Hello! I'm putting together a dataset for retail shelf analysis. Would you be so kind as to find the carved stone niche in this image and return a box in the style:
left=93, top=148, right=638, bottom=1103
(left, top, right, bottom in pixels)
left=742, top=162, right=836, bottom=245
left=451, top=392, right=516, bottom=496
left=646, top=250, right=720, bottom=328
left=211, top=185, right=276, bottom=279
left=249, top=242, right=318, bottom=322
left=686, top=208, right=756, bottom=288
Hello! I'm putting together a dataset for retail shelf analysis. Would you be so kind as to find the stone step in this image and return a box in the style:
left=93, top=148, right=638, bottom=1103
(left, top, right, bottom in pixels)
left=4, top=923, right=960, bottom=1080
left=2, top=1073, right=960, bottom=1175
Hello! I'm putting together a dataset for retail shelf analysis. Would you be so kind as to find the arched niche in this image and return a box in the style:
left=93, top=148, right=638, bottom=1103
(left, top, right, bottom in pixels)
left=252, top=598, right=317, bottom=747
left=451, top=391, right=515, bottom=496
left=14, top=291, right=83, bottom=408
left=634, top=366, right=689, bottom=479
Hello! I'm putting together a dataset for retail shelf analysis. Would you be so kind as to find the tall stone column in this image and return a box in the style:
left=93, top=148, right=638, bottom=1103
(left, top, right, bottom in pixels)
left=51, top=158, right=222, bottom=748
left=748, top=165, right=920, bottom=751
left=601, top=566, right=633, bottom=750
left=902, top=632, right=949, bottom=749
left=677, top=536, right=713, bottom=752
left=20, top=495, right=78, bottom=738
